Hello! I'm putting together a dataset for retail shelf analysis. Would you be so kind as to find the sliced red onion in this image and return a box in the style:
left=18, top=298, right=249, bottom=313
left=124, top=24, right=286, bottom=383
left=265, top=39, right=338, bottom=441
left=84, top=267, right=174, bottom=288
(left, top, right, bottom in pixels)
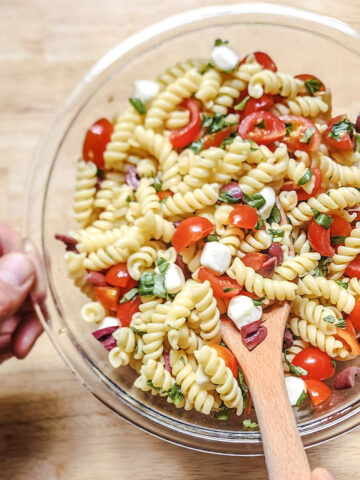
left=257, top=257, right=277, bottom=278
left=266, top=242, right=284, bottom=265
left=86, top=271, right=107, bottom=286
left=283, top=329, right=294, bottom=350
left=92, top=326, right=118, bottom=351
left=241, top=320, right=267, bottom=351
left=176, top=254, right=192, bottom=280
left=163, top=349, right=171, bottom=374
left=334, top=366, right=360, bottom=390
left=125, top=166, right=140, bottom=190
left=55, top=234, right=79, bottom=253
left=218, top=182, right=244, bottom=204
left=356, top=113, right=360, bottom=133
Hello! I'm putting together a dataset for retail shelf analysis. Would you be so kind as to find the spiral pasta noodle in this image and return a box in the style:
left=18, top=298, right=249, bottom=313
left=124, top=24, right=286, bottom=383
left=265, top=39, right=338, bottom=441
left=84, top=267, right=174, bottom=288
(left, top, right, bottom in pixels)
left=248, top=70, right=304, bottom=99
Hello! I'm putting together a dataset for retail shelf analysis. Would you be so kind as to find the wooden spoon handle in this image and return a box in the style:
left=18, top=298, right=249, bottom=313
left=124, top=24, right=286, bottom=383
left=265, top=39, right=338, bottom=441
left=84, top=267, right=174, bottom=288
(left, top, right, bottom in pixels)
left=248, top=371, right=311, bottom=480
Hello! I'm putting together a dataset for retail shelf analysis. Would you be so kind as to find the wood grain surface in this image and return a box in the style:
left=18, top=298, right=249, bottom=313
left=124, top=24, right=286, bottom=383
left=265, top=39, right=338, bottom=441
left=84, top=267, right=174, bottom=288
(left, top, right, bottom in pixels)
left=1, top=1, right=360, bottom=478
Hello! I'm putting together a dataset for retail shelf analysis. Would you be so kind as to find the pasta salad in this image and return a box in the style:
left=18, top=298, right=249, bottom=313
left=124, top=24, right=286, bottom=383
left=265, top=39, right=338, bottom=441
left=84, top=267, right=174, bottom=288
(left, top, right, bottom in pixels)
left=57, top=39, right=360, bottom=422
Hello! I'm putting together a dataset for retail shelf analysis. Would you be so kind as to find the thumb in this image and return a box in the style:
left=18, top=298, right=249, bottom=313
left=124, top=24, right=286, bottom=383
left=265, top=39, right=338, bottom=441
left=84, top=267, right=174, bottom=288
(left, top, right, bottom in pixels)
left=0, top=253, right=35, bottom=319
left=311, top=468, right=334, bottom=480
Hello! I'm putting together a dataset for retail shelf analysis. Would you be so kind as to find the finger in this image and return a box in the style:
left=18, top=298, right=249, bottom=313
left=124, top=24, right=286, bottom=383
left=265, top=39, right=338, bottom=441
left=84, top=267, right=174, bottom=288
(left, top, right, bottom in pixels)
left=0, top=253, right=35, bottom=319
left=311, top=468, right=334, bottom=480
left=23, top=239, right=46, bottom=304
left=0, top=334, right=12, bottom=354
left=0, top=315, right=21, bottom=335
left=0, top=223, right=23, bottom=255
left=12, top=311, right=43, bottom=359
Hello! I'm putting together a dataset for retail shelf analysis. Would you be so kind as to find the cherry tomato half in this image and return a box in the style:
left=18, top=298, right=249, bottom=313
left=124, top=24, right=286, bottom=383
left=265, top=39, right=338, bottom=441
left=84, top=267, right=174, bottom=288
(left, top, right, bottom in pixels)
left=198, top=267, right=242, bottom=298
left=308, top=219, right=335, bottom=257
left=202, top=126, right=231, bottom=150
left=228, top=205, right=259, bottom=230
left=156, top=190, right=174, bottom=201
left=172, top=217, right=215, bottom=253
left=169, top=99, right=201, bottom=148
left=240, top=52, right=277, bottom=72
left=241, top=252, right=269, bottom=272
left=238, top=111, right=286, bottom=145
left=348, top=299, right=360, bottom=332
left=305, top=379, right=331, bottom=407
left=105, top=264, right=133, bottom=288
left=324, top=115, right=355, bottom=152
left=94, top=286, right=120, bottom=311
left=330, top=215, right=352, bottom=240
left=116, top=296, right=141, bottom=327
left=295, top=74, right=326, bottom=96
left=241, top=94, right=275, bottom=119
left=209, top=343, right=238, bottom=378
left=82, top=118, right=113, bottom=169
left=292, top=347, right=335, bottom=381
left=345, top=255, right=360, bottom=279
left=279, top=115, right=321, bottom=153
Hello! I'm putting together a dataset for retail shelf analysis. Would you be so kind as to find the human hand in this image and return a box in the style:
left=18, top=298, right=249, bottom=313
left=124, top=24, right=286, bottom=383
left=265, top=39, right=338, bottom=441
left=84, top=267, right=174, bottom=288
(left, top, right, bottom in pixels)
left=0, top=223, right=45, bottom=363
left=311, top=468, right=334, bottom=479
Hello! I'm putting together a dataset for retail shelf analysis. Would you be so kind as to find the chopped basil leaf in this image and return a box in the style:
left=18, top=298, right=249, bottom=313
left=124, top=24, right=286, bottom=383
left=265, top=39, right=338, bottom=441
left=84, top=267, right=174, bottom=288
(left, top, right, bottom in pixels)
left=234, top=95, right=251, bottom=111
left=331, top=236, right=346, bottom=245
left=297, top=168, right=313, bottom=185
left=167, top=383, right=184, bottom=406
left=296, top=390, right=308, bottom=407
left=336, top=318, right=346, bottom=329
left=119, top=287, right=138, bottom=304
left=304, top=78, right=322, bottom=96
left=153, top=273, right=167, bottom=298
left=255, top=218, right=263, bottom=230
left=153, top=182, right=162, bottom=192
left=202, top=113, right=228, bottom=134
left=215, top=406, right=233, bottom=421
left=323, top=315, right=336, bottom=324
left=146, top=380, right=166, bottom=394
left=328, top=118, right=355, bottom=141
left=156, top=257, right=171, bottom=274
left=243, top=419, right=259, bottom=430
left=284, top=350, right=308, bottom=377
left=138, top=272, right=155, bottom=296
left=223, top=287, right=236, bottom=293
left=335, top=279, right=348, bottom=289
left=97, top=168, right=105, bottom=180
left=204, top=233, right=219, bottom=242
left=300, top=127, right=316, bottom=145
left=252, top=298, right=264, bottom=307
left=129, top=97, right=147, bottom=114
left=220, top=134, right=237, bottom=148
left=313, top=256, right=331, bottom=277
left=131, top=326, right=146, bottom=337
left=179, top=356, right=186, bottom=365
left=219, top=190, right=242, bottom=204
left=244, top=192, right=266, bottom=209
left=200, top=63, right=213, bottom=74
left=126, top=195, right=131, bottom=203
left=250, top=146, right=258, bottom=152
left=214, top=38, right=229, bottom=46
left=314, top=212, right=333, bottom=230
left=269, top=229, right=285, bottom=240
left=285, top=122, right=294, bottom=136
left=255, top=118, right=266, bottom=129
left=268, top=204, right=281, bottom=224
left=331, top=359, right=337, bottom=368
left=188, top=139, right=204, bottom=153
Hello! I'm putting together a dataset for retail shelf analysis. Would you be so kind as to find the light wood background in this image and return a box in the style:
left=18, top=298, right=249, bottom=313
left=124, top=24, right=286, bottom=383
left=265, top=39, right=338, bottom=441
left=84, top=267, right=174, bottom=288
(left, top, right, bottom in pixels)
left=1, top=1, right=360, bottom=478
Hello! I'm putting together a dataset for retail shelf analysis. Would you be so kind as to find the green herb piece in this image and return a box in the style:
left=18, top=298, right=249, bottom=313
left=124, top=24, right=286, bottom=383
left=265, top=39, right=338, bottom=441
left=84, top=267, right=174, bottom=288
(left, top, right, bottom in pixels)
left=204, top=233, right=219, bottom=242
left=328, top=118, right=355, bottom=142
left=200, top=63, right=213, bottom=74
left=269, top=229, right=285, bottom=240
left=313, top=256, right=331, bottom=277
left=331, top=359, right=337, bottom=368
left=314, top=212, right=333, bottom=230
left=219, top=189, right=243, bottom=204
left=126, top=195, right=132, bottom=203
left=255, top=217, right=263, bottom=230
left=300, top=127, right=316, bottom=145
left=323, top=315, right=336, bottom=324
left=244, top=193, right=266, bottom=209
left=97, top=168, right=105, bottom=180
left=167, top=383, right=184, bottom=406
left=223, top=287, right=236, bottom=293
left=188, top=139, right=204, bottom=153
left=119, top=287, right=138, bottom=304
left=234, top=95, right=251, bottom=111
left=214, top=406, right=233, bottom=421
left=285, top=122, right=294, bottom=136
left=296, top=390, right=308, bottom=407
left=336, top=318, right=346, bottom=329
left=284, top=351, right=308, bottom=377
left=159, top=195, right=170, bottom=203
left=138, top=272, right=155, bottom=296
left=179, top=356, right=186, bottom=365
left=129, top=97, right=147, bottom=114
left=252, top=298, right=264, bottom=307
left=238, top=369, right=249, bottom=414
left=243, top=419, right=259, bottom=430
left=330, top=236, right=346, bottom=245
left=304, top=78, right=322, bottom=96
left=297, top=168, right=313, bottom=185
left=335, top=279, right=348, bottom=289
left=153, top=182, right=162, bottom=192
left=146, top=380, right=166, bottom=394
left=131, top=327, right=146, bottom=337
left=156, top=257, right=171, bottom=274
left=201, top=113, right=228, bottom=134
left=255, top=118, right=266, bottom=129
left=220, top=134, right=237, bottom=148
left=153, top=273, right=167, bottom=298
left=268, top=204, right=281, bottom=224
left=214, top=38, right=229, bottom=46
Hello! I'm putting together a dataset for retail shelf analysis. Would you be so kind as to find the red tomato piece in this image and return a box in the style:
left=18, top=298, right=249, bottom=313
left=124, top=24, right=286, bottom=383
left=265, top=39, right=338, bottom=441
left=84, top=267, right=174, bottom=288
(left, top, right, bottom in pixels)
left=330, top=215, right=352, bottom=238
left=324, top=115, right=355, bottom=151
left=156, top=190, right=174, bottom=201
left=334, top=327, right=360, bottom=357
left=279, top=115, right=321, bottom=153
left=238, top=111, right=286, bottom=145
left=242, top=252, right=269, bottom=272
left=241, top=94, right=275, bottom=118
left=202, top=126, right=231, bottom=150
left=305, top=379, right=331, bottom=407
left=82, top=118, right=113, bottom=169
left=198, top=267, right=242, bottom=298
left=345, top=319, right=357, bottom=337
left=240, top=52, right=277, bottom=72
left=348, top=299, right=360, bottom=332
left=209, top=343, right=238, bottom=378
left=296, top=168, right=323, bottom=201
left=116, top=296, right=141, bottom=327
left=308, top=219, right=335, bottom=257
left=94, top=286, right=120, bottom=311
left=228, top=205, right=259, bottom=230
left=105, top=264, right=132, bottom=288
left=295, top=74, right=326, bottom=96
left=292, top=347, right=335, bottom=381
left=172, top=217, right=215, bottom=253
left=169, top=99, right=201, bottom=148
left=345, top=255, right=360, bottom=279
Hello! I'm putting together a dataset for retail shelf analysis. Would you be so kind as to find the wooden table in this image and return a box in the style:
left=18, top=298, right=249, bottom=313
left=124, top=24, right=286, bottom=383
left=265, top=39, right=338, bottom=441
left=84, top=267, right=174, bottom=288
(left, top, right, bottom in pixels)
left=1, top=1, right=360, bottom=478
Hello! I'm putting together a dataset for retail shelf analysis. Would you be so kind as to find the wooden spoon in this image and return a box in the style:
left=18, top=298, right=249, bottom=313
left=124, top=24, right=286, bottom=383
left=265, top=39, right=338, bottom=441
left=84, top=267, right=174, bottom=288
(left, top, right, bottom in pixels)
left=221, top=302, right=311, bottom=480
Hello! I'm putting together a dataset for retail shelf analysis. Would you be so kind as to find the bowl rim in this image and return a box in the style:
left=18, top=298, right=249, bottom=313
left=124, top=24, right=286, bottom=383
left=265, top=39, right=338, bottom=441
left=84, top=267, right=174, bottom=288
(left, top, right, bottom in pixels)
left=26, top=2, right=360, bottom=456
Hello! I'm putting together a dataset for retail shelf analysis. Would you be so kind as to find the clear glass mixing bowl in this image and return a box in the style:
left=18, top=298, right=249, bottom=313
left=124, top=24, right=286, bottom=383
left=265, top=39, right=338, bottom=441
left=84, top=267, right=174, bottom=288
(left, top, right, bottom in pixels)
left=26, top=3, right=360, bottom=455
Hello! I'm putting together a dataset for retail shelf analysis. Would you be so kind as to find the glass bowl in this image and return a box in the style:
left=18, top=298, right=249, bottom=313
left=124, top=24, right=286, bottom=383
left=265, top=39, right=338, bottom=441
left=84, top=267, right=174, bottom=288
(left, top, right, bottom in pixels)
left=26, top=3, right=360, bottom=456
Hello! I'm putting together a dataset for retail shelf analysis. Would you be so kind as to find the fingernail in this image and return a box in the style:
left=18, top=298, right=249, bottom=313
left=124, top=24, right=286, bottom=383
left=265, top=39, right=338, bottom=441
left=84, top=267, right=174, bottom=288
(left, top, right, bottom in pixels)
left=0, top=253, right=35, bottom=287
